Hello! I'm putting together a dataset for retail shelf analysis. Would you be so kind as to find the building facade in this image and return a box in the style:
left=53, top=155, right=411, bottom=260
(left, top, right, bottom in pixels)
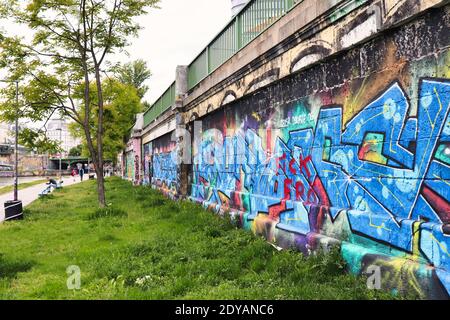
left=46, top=119, right=81, bottom=156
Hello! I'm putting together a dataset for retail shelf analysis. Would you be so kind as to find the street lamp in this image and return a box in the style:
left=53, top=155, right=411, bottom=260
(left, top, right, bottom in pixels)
left=56, top=120, right=62, bottom=179
left=0, top=79, right=23, bottom=221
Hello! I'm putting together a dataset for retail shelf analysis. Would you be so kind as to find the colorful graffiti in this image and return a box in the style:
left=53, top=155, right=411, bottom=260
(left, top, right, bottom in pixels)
left=151, top=133, right=178, bottom=197
left=129, top=4, right=450, bottom=298
left=124, top=137, right=142, bottom=184
left=125, top=151, right=134, bottom=181
left=189, top=78, right=450, bottom=298
left=143, top=142, right=152, bottom=185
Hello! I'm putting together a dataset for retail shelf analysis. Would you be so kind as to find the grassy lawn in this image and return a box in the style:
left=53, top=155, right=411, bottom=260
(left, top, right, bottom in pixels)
left=0, top=177, right=395, bottom=299
left=0, top=179, right=48, bottom=195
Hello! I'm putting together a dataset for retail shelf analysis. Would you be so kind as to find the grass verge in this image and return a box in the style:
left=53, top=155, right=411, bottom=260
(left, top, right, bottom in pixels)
left=0, top=177, right=397, bottom=299
left=0, top=179, right=48, bottom=195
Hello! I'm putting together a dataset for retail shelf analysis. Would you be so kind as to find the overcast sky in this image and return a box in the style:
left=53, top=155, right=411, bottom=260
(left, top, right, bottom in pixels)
left=124, top=0, right=232, bottom=103
left=0, top=0, right=233, bottom=104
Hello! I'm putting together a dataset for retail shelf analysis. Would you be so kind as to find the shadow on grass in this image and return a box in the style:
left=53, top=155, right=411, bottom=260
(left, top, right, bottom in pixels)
left=0, top=253, right=35, bottom=279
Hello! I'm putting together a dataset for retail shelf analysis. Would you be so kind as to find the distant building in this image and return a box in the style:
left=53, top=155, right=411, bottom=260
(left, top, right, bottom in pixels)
left=46, top=119, right=81, bottom=156
left=0, top=122, right=13, bottom=144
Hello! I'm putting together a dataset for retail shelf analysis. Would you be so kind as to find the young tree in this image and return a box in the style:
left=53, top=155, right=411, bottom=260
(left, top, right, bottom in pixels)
left=20, top=127, right=62, bottom=155
left=69, top=79, right=142, bottom=165
left=115, top=59, right=151, bottom=99
left=0, top=0, right=159, bottom=207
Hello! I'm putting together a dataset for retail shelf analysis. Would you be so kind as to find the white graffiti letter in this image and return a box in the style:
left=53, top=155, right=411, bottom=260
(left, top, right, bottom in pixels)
left=66, top=265, right=81, bottom=290
left=366, top=265, right=381, bottom=290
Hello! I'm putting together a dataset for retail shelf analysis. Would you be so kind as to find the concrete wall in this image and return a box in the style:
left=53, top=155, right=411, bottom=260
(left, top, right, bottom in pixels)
left=0, top=153, right=49, bottom=176
left=188, top=5, right=450, bottom=299
left=137, top=0, right=450, bottom=298
left=148, top=132, right=178, bottom=198
left=124, top=137, right=142, bottom=184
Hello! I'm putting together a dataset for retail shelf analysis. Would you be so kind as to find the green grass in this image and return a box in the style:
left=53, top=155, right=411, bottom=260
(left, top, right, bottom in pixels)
left=0, top=177, right=396, bottom=299
left=0, top=179, right=48, bottom=195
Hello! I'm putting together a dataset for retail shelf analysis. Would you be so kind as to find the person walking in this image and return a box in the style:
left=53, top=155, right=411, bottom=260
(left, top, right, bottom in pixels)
left=79, top=164, right=85, bottom=181
left=71, top=168, right=77, bottom=182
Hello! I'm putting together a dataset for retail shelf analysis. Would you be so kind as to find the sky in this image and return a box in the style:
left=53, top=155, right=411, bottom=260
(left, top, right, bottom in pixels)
left=124, top=0, right=232, bottom=103
left=0, top=0, right=234, bottom=104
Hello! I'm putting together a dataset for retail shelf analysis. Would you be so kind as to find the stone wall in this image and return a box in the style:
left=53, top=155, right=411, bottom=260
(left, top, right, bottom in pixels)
left=139, top=0, right=450, bottom=298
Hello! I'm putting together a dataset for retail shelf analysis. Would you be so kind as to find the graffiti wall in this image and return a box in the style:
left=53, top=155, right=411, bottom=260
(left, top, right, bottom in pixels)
left=123, top=137, right=142, bottom=184
left=189, top=7, right=450, bottom=298
left=151, top=133, right=178, bottom=197
left=124, top=151, right=134, bottom=181
left=143, top=142, right=152, bottom=186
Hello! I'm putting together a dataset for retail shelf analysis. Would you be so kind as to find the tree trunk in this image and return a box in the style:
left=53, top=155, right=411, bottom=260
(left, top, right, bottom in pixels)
left=95, top=163, right=106, bottom=206
left=79, top=1, right=106, bottom=208
left=94, top=66, right=106, bottom=208
left=84, top=127, right=106, bottom=208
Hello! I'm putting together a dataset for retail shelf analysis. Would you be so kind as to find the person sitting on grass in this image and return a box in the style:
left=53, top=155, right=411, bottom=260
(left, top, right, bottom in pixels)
left=46, top=177, right=58, bottom=188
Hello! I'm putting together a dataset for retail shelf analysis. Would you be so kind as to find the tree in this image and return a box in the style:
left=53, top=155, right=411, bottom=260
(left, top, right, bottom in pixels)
left=115, top=59, right=151, bottom=99
left=0, top=0, right=159, bottom=207
left=68, top=144, right=83, bottom=157
left=20, top=127, right=62, bottom=155
left=69, top=79, right=142, bottom=164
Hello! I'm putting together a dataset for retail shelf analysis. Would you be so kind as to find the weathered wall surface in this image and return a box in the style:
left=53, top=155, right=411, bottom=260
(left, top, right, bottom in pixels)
left=124, top=138, right=142, bottom=183
left=184, top=0, right=449, bottom=122
left=149, top=132, right=178, bottom=198
left=135, top=0, right=450, bottom=298
left=19, top=155, right=48, bottom=176
left=0, top=154, right=48, bottom=176
left=143, top=142, right=152, bottom=185
left=189, top=6, right=450, bottom=298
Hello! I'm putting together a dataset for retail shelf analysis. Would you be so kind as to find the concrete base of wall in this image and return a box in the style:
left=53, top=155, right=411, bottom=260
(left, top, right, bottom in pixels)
left=185, top=193, right=450, bottom=300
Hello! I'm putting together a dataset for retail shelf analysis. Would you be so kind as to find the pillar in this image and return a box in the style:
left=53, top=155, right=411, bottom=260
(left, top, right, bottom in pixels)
left=174, top=66, right=189, bottom=198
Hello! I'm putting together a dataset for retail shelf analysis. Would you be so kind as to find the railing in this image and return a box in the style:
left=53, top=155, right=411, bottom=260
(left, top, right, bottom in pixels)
left=188, top=0, right=299, bottom=89
left=143, top=0, right=301, bottom=128
left=143, top=81, right=175, bottom=126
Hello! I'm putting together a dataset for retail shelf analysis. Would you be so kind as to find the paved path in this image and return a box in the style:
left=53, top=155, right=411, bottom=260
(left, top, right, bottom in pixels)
left=0, top=176, right=83, bottom=221
left=0, top=176, right=49, bottom=188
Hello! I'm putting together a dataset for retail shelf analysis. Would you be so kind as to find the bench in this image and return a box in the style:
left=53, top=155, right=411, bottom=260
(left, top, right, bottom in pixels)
left=38, top=180, right=64, bottom=197
left=38, top=185, right=52, bottom=197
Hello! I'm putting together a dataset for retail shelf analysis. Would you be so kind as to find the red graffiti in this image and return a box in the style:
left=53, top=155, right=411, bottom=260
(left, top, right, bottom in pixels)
left=422, top=185, right=450, bottom=223
left=312, top=177, right=330, bottom=206
left=295, top=181, right=305, bottom=200
left=266, top=126, right=272, bottom=157
left=276, top=153, right=286, bottom=173
left=199, top=176, right=209, bottom=186
left=358, top=143, right=371, bottom=160
left=289, top=158, right=297, bottom=175
left=299, top=154, right=312, bottom=179
left=268, top=201, right=287, bottom=220
left=234, top=179, right=242, bottom=209
left=283, top=178, right=292, bottom=200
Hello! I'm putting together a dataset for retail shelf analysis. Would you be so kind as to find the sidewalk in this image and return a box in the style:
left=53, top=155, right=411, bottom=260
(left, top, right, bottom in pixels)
left=0, top=176, right=83, bottom=222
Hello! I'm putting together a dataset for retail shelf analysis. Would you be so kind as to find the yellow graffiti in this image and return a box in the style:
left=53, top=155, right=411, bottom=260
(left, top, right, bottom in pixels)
left=429, top=233, right=450, bottom=258
left=369, top=211, right=393, bottom=232
left=418, top=87, right=443, bottom=171
left=433, top=174, right=450, bottom=187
